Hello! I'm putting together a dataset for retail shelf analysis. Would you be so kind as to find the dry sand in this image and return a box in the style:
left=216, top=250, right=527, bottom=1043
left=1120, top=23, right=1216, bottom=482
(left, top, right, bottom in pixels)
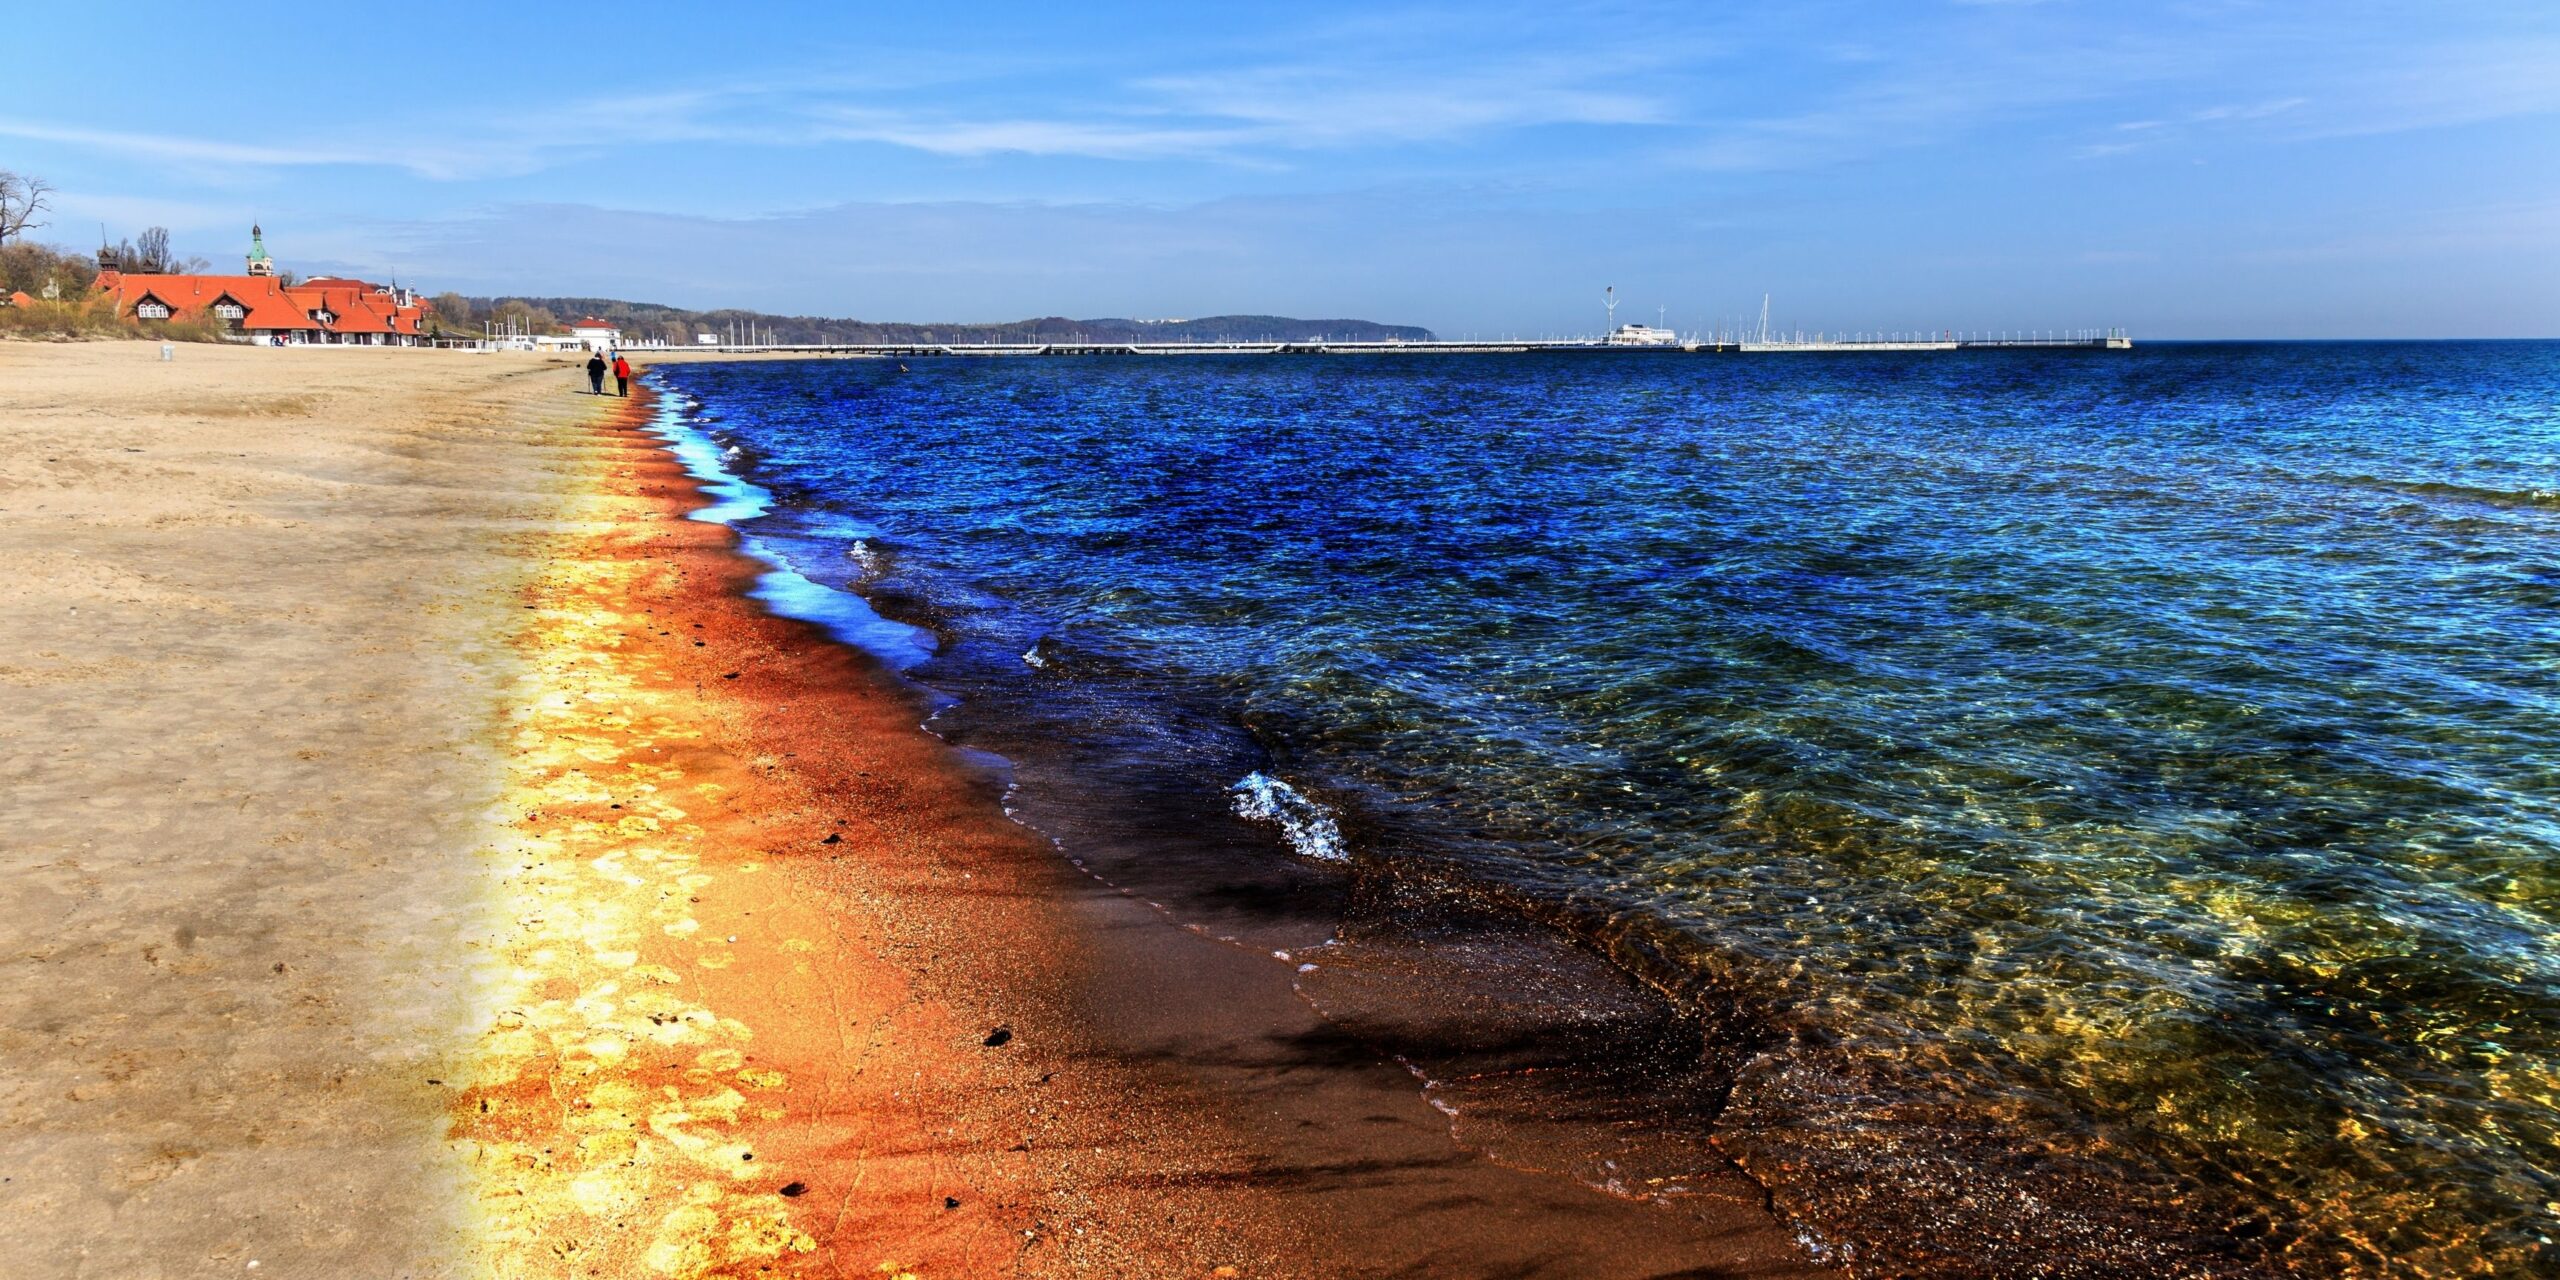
left=0, top=342, right=600, bottom=1276
left=0, top=340, right=1832, bottom=1280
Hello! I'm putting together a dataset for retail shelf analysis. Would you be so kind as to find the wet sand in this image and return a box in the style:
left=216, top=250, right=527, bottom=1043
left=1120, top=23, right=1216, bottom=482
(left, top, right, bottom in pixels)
left=0, top=340, right=1834, bottom=1278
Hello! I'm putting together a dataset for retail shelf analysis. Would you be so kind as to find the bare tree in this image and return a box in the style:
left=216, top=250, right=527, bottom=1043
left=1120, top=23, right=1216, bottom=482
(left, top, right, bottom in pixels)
left=0, top=170, right=53, bottom=245
left=134, top=226, right=173, bottom=273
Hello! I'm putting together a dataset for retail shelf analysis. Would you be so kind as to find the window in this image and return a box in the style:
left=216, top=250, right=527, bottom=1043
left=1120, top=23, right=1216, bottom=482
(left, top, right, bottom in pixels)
left=136, top=301, right=170, bottom=319
left=214, top=303, right=244, bottom=319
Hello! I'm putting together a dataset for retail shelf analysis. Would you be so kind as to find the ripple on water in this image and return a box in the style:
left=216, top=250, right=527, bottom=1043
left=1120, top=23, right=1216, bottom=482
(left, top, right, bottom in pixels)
left=657, top=343, right=2560, bottom=1275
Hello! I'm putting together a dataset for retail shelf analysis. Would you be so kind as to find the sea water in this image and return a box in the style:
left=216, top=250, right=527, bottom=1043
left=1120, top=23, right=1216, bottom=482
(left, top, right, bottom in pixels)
left=655, top=344, right=2559, bottom=1275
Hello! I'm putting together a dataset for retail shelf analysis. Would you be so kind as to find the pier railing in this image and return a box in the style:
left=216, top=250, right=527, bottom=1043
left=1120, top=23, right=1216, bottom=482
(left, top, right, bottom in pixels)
left=657, top=328, right=2132, bottom=358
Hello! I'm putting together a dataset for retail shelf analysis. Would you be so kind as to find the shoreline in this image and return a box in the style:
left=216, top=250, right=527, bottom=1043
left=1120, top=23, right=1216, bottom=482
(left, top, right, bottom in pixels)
left=640, top=351, right=2304, bottom=1279
left=609, top=373, right=1842, bottom=1275
left=0, top=343, right=1325, bottom=1277
left=454, top=381, right=1332, bottom=1276
left=624, top=366, right=1843, bottom=1274
left=0, top=340, right=2193, bottom=1277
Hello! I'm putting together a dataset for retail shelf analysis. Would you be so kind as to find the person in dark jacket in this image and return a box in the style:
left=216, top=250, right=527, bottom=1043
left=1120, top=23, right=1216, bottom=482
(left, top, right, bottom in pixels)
left=612, top=352, right=633, bottom=397
left=586, top=350, right=607, bottom=394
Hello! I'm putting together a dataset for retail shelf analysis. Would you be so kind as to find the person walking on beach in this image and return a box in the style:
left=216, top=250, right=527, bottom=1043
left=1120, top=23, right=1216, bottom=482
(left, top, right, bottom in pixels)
left=585, top=350, right=607, bottom=395
left=612, top=352, right=632, bottom=398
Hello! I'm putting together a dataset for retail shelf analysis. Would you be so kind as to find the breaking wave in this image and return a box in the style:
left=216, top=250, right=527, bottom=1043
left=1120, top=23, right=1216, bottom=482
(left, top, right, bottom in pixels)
left=1227, top=772, right=1349, bottom=862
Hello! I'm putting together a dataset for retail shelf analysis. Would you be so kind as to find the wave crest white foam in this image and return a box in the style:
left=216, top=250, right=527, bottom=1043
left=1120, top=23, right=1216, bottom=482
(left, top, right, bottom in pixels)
left=844, top=538, right=889, bottom=584
left=1227, top=772, right=1348, bottom=862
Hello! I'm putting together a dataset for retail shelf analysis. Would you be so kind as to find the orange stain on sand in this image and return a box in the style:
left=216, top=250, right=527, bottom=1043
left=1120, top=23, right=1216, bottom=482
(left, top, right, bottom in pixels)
left=437, top=391, right=1056, bottom=1280
left=440, top=387, right=1308, bottom=1280
left=454, top=513, right=819, bottom=1275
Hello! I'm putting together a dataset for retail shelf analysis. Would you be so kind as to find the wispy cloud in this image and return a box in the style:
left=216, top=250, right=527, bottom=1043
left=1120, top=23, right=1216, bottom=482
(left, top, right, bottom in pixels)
left=25, top=13, right=2546, bottom=187
left=0, top=119, right=378, bottom=170
left=0, top=117, right=557, bottom=182
left=796, top=110, right=1259, bottom=161
left=785, top=38, right=1688, bottom=162
left=2282, top=37, right=2560, bottom=139
left=1133, top=59, right=1677, bottom=147
left=2076, top=97, right=2308, bottom=158
left=2224, top=194, right=2560, bottom=264
left=2068, top=32, right=2560, bottom=159
left=1, top=23, right=1704, bottom=179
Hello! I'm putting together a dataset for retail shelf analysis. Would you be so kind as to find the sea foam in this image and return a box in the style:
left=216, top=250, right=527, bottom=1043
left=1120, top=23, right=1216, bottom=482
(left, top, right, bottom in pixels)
left=1227, top=772, right=1348, bottom=862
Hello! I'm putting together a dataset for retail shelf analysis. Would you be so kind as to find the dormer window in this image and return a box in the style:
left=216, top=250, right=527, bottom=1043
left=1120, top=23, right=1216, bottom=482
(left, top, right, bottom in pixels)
left=213, top=302, right=245, bottom=319
left=136, top=301, right=170, bottom=319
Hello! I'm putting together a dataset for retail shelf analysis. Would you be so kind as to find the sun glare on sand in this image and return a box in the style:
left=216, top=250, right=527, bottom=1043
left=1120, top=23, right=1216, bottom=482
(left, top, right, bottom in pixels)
left=450, top=527, right=814, bottom=1276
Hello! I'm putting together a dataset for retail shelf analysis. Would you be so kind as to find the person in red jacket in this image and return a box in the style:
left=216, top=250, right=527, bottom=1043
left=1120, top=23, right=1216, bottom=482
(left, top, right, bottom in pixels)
left=611, top=352, right=633, bottom=398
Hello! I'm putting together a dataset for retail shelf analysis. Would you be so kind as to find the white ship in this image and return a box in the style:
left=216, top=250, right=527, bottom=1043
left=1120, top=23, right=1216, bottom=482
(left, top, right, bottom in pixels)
left=1605, top=323, right=1683, bottom=347
left=1598, top=287, right=1683, bottom=346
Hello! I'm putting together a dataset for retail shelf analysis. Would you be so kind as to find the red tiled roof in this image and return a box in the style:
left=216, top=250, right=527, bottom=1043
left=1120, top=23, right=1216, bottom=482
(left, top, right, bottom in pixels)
left=5, top=291, right=32, bottom=308
left=286, top=281, right=427, bottom=335
left=95, top=272, right=315, bottom=332
left=93, top=268, right=432, bottom=338
left=568, top=316, right=616, bottom=329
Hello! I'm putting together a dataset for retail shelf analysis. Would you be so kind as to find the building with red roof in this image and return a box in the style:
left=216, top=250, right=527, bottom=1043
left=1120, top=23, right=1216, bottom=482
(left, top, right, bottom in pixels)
left=286, top=277, right=432, bottom=346
left=90, top=225, right=434, bottom=346
left=94, top=270, right=319, bottom=342
left=565, top=315, right=622, bottom=351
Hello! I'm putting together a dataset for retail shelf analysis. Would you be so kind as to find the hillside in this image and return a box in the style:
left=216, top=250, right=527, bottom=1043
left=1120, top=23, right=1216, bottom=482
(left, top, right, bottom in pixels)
left=440, top=296, right=1434, bottom=345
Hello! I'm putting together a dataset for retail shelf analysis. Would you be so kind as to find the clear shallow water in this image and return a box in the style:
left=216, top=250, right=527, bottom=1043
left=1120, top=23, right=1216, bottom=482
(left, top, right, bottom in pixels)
left=659, top=345, right=2560, bottom=1275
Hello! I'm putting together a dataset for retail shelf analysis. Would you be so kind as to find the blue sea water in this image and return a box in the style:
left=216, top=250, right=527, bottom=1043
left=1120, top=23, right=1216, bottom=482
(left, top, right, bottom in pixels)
left=654, top=344, right=2560, bottom=1275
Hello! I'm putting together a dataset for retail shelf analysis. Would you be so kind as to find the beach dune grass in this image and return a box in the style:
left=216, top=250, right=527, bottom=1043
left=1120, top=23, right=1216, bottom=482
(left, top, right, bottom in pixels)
left=0, top=292, right=232, bottom=342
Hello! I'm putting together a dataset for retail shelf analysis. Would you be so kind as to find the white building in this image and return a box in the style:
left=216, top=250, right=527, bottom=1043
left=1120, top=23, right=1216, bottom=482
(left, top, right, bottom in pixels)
left=477, top=332, right=589, bottom=353
left=566, top=316, right=623, bottom=351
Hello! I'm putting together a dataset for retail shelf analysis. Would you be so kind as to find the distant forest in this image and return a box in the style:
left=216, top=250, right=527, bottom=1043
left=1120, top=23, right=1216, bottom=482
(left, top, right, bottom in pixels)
left=434, top=295, right=1435, bottom=345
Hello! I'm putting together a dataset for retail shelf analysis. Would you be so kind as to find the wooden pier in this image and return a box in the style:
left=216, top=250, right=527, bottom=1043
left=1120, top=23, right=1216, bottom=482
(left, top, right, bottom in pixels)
left=1737, top=328, right=2132, bottom=353
left=655, top=329, right=2131, bottom=359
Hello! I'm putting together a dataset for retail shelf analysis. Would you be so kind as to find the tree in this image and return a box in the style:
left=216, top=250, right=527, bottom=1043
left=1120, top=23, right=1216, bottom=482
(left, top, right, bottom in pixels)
left=0, top=240, right=53, bottom=294
left=133, top=226, right=173, bottom=273
left=0, top=242, right=98, bottom=299
left=0, top=170, right=50, bottom=245
left=429, top=291, right=475, bottom=333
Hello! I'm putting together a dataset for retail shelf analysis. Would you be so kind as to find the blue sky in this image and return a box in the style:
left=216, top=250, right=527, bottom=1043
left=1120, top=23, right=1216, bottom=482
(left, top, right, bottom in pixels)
left=5, top=1, right=2555, bottom=336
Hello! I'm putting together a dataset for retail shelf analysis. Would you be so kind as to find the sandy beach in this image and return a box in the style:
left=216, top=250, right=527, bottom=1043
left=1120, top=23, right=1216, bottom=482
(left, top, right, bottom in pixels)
left=0, top=342, right=595, bottom=1276
left=0, top=340, right=1830, bottom=1279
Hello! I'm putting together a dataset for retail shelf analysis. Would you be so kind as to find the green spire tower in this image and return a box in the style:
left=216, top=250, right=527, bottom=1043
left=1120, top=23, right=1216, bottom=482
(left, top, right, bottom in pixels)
left=246, top=224, right=275, bottom=277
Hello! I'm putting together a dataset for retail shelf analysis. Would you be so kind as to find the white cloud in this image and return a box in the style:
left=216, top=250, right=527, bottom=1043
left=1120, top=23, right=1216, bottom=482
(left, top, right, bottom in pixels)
left=0, top=119, right=374, bottom=169
left=1133, top=61, right=1676, bottom=146
left=1, top=23, right=1707, bottom=179
left=2075, top=97, right=2309, bottom=158
left=799, top=111, right=1260, bottom=161
left=0, top=118, right=549, bottom=182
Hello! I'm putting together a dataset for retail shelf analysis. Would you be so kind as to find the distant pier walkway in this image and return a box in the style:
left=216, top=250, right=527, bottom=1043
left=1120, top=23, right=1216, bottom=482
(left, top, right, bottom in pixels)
left=656, top=329, right=2133, bottom=358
